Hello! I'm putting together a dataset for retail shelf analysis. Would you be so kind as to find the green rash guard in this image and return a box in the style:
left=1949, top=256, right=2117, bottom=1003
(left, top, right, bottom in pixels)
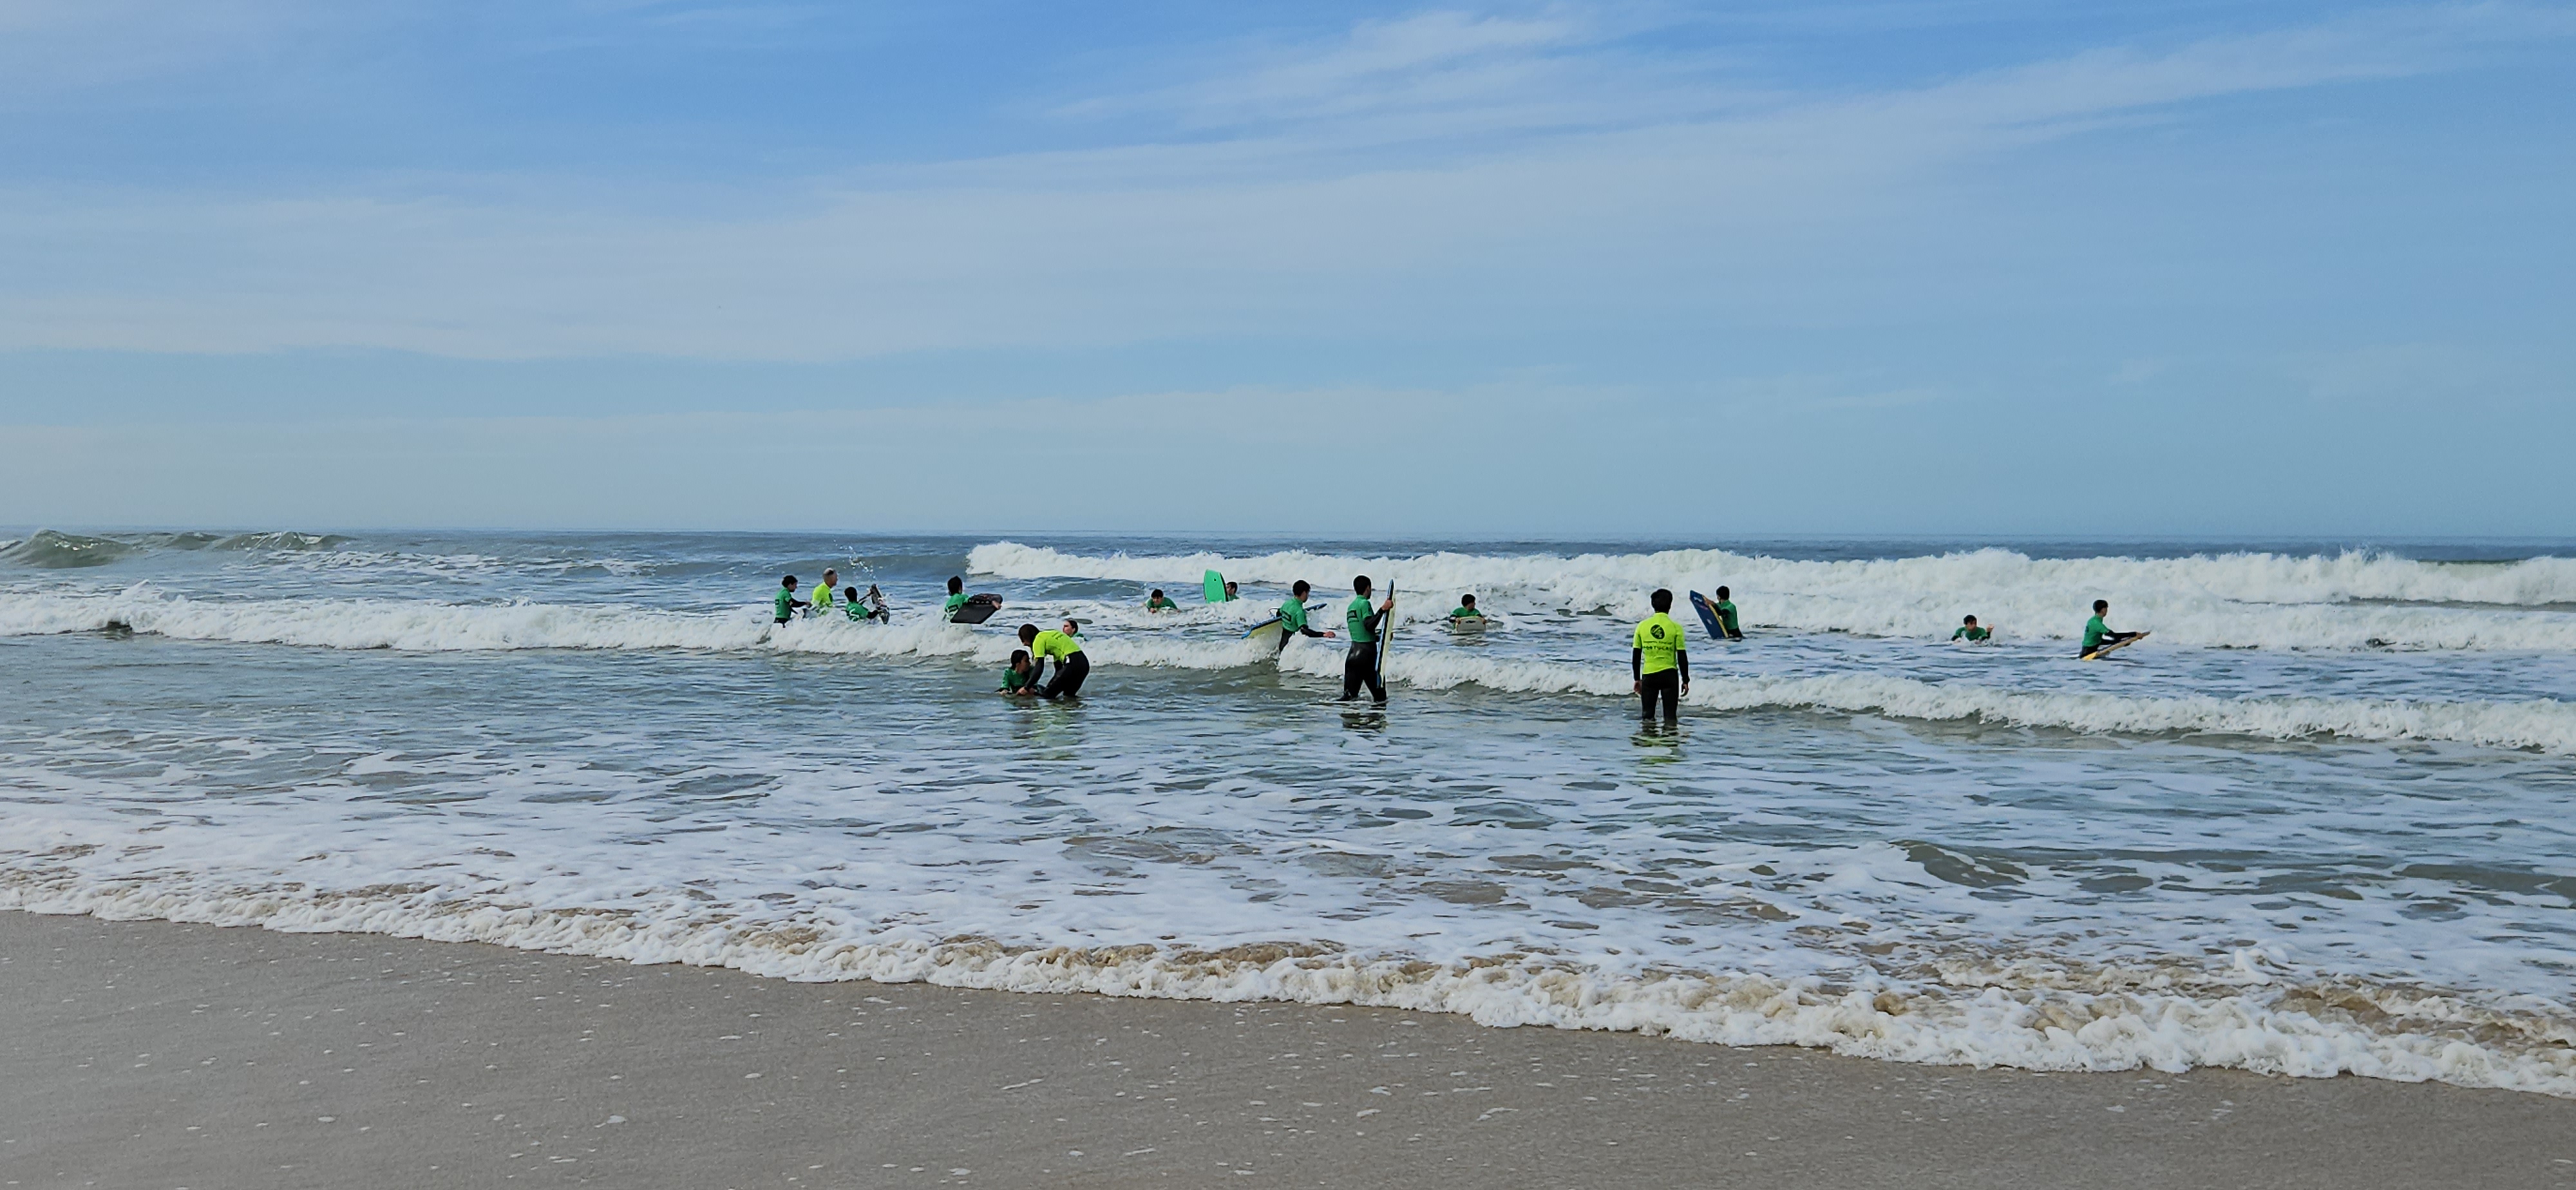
left=1952, top=625, right=1990, bottom=641
left=1346, top=595, right=1378, bottom=645
left=1714, top=600, right=1740, bottom=636
left=773, top=588, right=800, bottom=621
left=1280, top=600, right=1311, bottom=633
left=943, top=592, right=972, bottom=615
left=1146, top=596, right=1177, bottom=612
left=1000, top=667, right=1034, bottom=693
left=845, top=599, right=871, bottom=622
left=1030, top=629, right=1083, bottom=661
left=1450, top=607, right=1484, bottom=619
left=2082, top=615, right=2112, bottom=652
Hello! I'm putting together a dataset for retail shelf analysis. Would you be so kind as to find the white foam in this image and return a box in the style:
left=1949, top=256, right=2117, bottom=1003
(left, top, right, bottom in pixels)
left=971, top=543, right=2576, bottom=652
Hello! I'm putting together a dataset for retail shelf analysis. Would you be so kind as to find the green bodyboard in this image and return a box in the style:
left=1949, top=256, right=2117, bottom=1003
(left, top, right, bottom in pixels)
left=1204, top=570, right=1228, bottom=603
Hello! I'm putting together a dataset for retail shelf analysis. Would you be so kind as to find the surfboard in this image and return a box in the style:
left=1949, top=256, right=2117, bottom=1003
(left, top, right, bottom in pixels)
left=1204, top=570, right=1229, bottom=603
left=1689, top=591, right=1724, bottom=641
left=1244, top=616, right=1284, bottom=644
left=948, top=593, right=1003, bottom=625
left=2081, top=630, right=2149, bottom=661
left=1446, top=616, right=1487, bottom=633
left=1372, top=583, right=1396, bottom=688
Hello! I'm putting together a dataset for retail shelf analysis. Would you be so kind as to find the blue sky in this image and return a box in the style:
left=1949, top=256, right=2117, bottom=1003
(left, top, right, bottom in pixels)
left=1, top=1, right=2570, bottom=536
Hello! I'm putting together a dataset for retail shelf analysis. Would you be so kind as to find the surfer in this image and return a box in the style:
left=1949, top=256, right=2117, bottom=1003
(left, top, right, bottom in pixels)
left=809, top=569, right=840, bottom=617
left=1018, top=623, right=1090, bottom=699
left=2081, top=600, right=2142, bottom=658
left=845, top=585, right=889, bottom=623
left=1952, top=615, right=1991, bottom=641
left=1222, top=581, right=1241, bottom=602
left=1449, top=594, right=1487, bottom=621
left=1273, top=581, right=1337, bottom=654
left=943, top=576, right=975, bottom=619
left=1632, top=589, right=1690, bottom=724
left=1710, top=586, right=1744, bottom=640
left=1340, top=576, right=1392, bottom=704
left=999, top=650, right=1039, bottom=697
left=1146, top=589, right=1180, bottom=613
left=773, top=576, right=808, bottom=624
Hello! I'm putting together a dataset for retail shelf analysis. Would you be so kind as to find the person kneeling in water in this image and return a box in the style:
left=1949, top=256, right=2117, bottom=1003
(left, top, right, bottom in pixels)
left=999, top=649, right=1039, bottom=696
left=1018, top=622, right=1090, bottom=699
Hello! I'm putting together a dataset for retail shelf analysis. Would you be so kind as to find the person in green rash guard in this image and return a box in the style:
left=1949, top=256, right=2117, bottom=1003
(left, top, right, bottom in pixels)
left=2081, top=599, right=2141, bottom=657
left=1952, top=615, right=1991, bottom=642
left=772, top=576, right=808, bottom=624
left=845, top=585, right=888, bottom=624
left=1222, top=581, right=1241, bottom=603
left=1450, top=594, right=1487, bottom=621
left=808, top=569, right=840, bottom=617
left=999, top=649, right=1039, bottom=696
left=1274, top=580, right=1338, bottom=654
left=942, top=576, right=972, bottom=618
left=1632, top=589, right=1690, bottom=724
left=1710, top=585, right=1744, bottom=640
left=1145, top=589, right=1179, bottom=613
left=1017, top=623, right=1089, bottom=698
left=1340, top=576, right=1392, bottom=703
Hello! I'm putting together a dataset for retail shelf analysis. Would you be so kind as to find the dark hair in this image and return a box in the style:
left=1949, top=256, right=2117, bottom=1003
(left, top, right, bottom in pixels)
left=1354, top=575, right=1372, bottom=595
left=1018, top=623, right=1039, bottom=643
left=949, top=576, right=965, bottom=594
left=2093, top=600, right=2110, bottom=612
left=1292, top=580, right=1310, bottom=596
left=1650, top=589, right=1673, bottom=612
left=1963, top=615, right=1978, bottom=625
left=782, top=575, right=797, bottom=587
left=845, top=587, right=859, bottom=601
left=1150, top=588, right=1164, bottom=597
left=1010, top=648, right=1031, bottom=666
left=1716, top=585, right=1730, bottom=599
left=1461, top=594, right=1476, bottom=605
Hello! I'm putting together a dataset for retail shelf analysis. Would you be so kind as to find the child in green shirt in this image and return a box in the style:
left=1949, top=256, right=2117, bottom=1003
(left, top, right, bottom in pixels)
left=1951, top=615, right=1991, bottom=642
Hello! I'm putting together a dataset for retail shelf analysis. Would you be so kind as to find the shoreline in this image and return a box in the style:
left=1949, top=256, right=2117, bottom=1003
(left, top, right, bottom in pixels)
left=6, top=911, right=2573, bottom=1188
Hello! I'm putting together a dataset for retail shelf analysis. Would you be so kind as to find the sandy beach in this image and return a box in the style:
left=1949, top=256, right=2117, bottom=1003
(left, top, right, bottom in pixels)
left=3, top=912, right=2570, bottom=1189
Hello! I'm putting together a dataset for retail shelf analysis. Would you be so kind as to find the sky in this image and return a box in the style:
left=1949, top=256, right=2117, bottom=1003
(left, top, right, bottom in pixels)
left=1, top=0, right=2570, bottom=538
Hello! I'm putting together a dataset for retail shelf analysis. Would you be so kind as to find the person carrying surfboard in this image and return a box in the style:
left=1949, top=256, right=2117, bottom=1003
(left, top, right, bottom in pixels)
left=943, top=576, right=972, bottom=618
left=1018, top=623, right=1090, bottom=698
left=1633, top=589, right=1690, bottom=724
left=1449, top=594, right=1487, bottom=621
left=1340, top=576, right=1392, bottom=704
left=1711, top=586, right=1744, bottom=640
left=2080, top=600, right=2143, bottom=659
left=1273, top=580, right=1337, bottom=655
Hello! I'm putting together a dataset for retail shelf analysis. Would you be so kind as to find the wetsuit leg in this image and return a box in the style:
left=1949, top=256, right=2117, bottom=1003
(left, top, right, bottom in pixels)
left=1640, top=670, right=1679, bottom=721
left=1043, top=652, right=1090, bottom=698
left=1342, top=643, right=1378, bottom=700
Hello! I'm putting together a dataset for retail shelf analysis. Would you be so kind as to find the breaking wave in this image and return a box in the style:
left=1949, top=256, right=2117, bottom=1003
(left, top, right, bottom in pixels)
left=970, top=543, right=2576, bottom=651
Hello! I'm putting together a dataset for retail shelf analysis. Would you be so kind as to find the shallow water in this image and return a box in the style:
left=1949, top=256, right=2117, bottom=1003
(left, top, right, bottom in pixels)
left=4, top=530, right=2573, bottom=1094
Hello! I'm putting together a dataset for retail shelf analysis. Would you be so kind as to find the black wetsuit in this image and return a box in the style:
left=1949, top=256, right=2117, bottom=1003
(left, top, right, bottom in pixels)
left=1041, top=652, right=1089, bottom=698
left=1340, top=600, right=1388, bottom=703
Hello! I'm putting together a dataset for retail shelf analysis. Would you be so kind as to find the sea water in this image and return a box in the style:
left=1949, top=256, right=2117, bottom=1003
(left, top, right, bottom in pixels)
left=3, top=529, right=2572, bottom=1094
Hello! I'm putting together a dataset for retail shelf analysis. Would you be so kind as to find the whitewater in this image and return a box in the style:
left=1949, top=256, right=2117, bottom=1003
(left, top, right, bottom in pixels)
left=4, top=529, right=2573, bottom=1099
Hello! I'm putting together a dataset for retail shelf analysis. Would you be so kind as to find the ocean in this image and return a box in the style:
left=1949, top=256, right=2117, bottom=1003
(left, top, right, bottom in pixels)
left=4, top=529, right=2573, bottom=1095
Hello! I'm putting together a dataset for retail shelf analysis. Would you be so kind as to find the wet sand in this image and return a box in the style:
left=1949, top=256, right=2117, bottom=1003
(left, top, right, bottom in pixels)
left=3, top=911, right=2571, bottom=1189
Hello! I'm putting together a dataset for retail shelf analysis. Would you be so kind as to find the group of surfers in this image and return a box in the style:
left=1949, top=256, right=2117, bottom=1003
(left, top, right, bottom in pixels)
left=767, top=568, right=2147, bottom=719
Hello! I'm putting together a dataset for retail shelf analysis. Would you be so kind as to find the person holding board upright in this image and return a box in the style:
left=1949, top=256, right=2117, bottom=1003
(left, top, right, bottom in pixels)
left=1017, top=623, right=1090, bottom=698
left=1633, top=589, right=1690, bottom=724
left=1710, top=586, right=1744, bottom=640
left=1274, top=580, right=1336, bottom=655
left=1340, top=576, right=1392, bottom=704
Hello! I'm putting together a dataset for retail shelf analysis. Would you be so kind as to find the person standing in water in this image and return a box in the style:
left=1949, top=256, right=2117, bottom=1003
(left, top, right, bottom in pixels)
left=1450, top=594, right=1487, bottom=621
left=773, top=575, right=808, bottom=625
left=2081, top=600, right=2142, bottom=657
left=1340, top=576, right=1392, bottom=704
left=810, top=568, right=840, bottom=617
left=1710, top=585, right=1744, bottom=639
left=1274, top=580, right=1337, bottom=655
left=1018, top=622, right=1090, bottom=698
left=1633, top=589, right=1690, bottom=724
